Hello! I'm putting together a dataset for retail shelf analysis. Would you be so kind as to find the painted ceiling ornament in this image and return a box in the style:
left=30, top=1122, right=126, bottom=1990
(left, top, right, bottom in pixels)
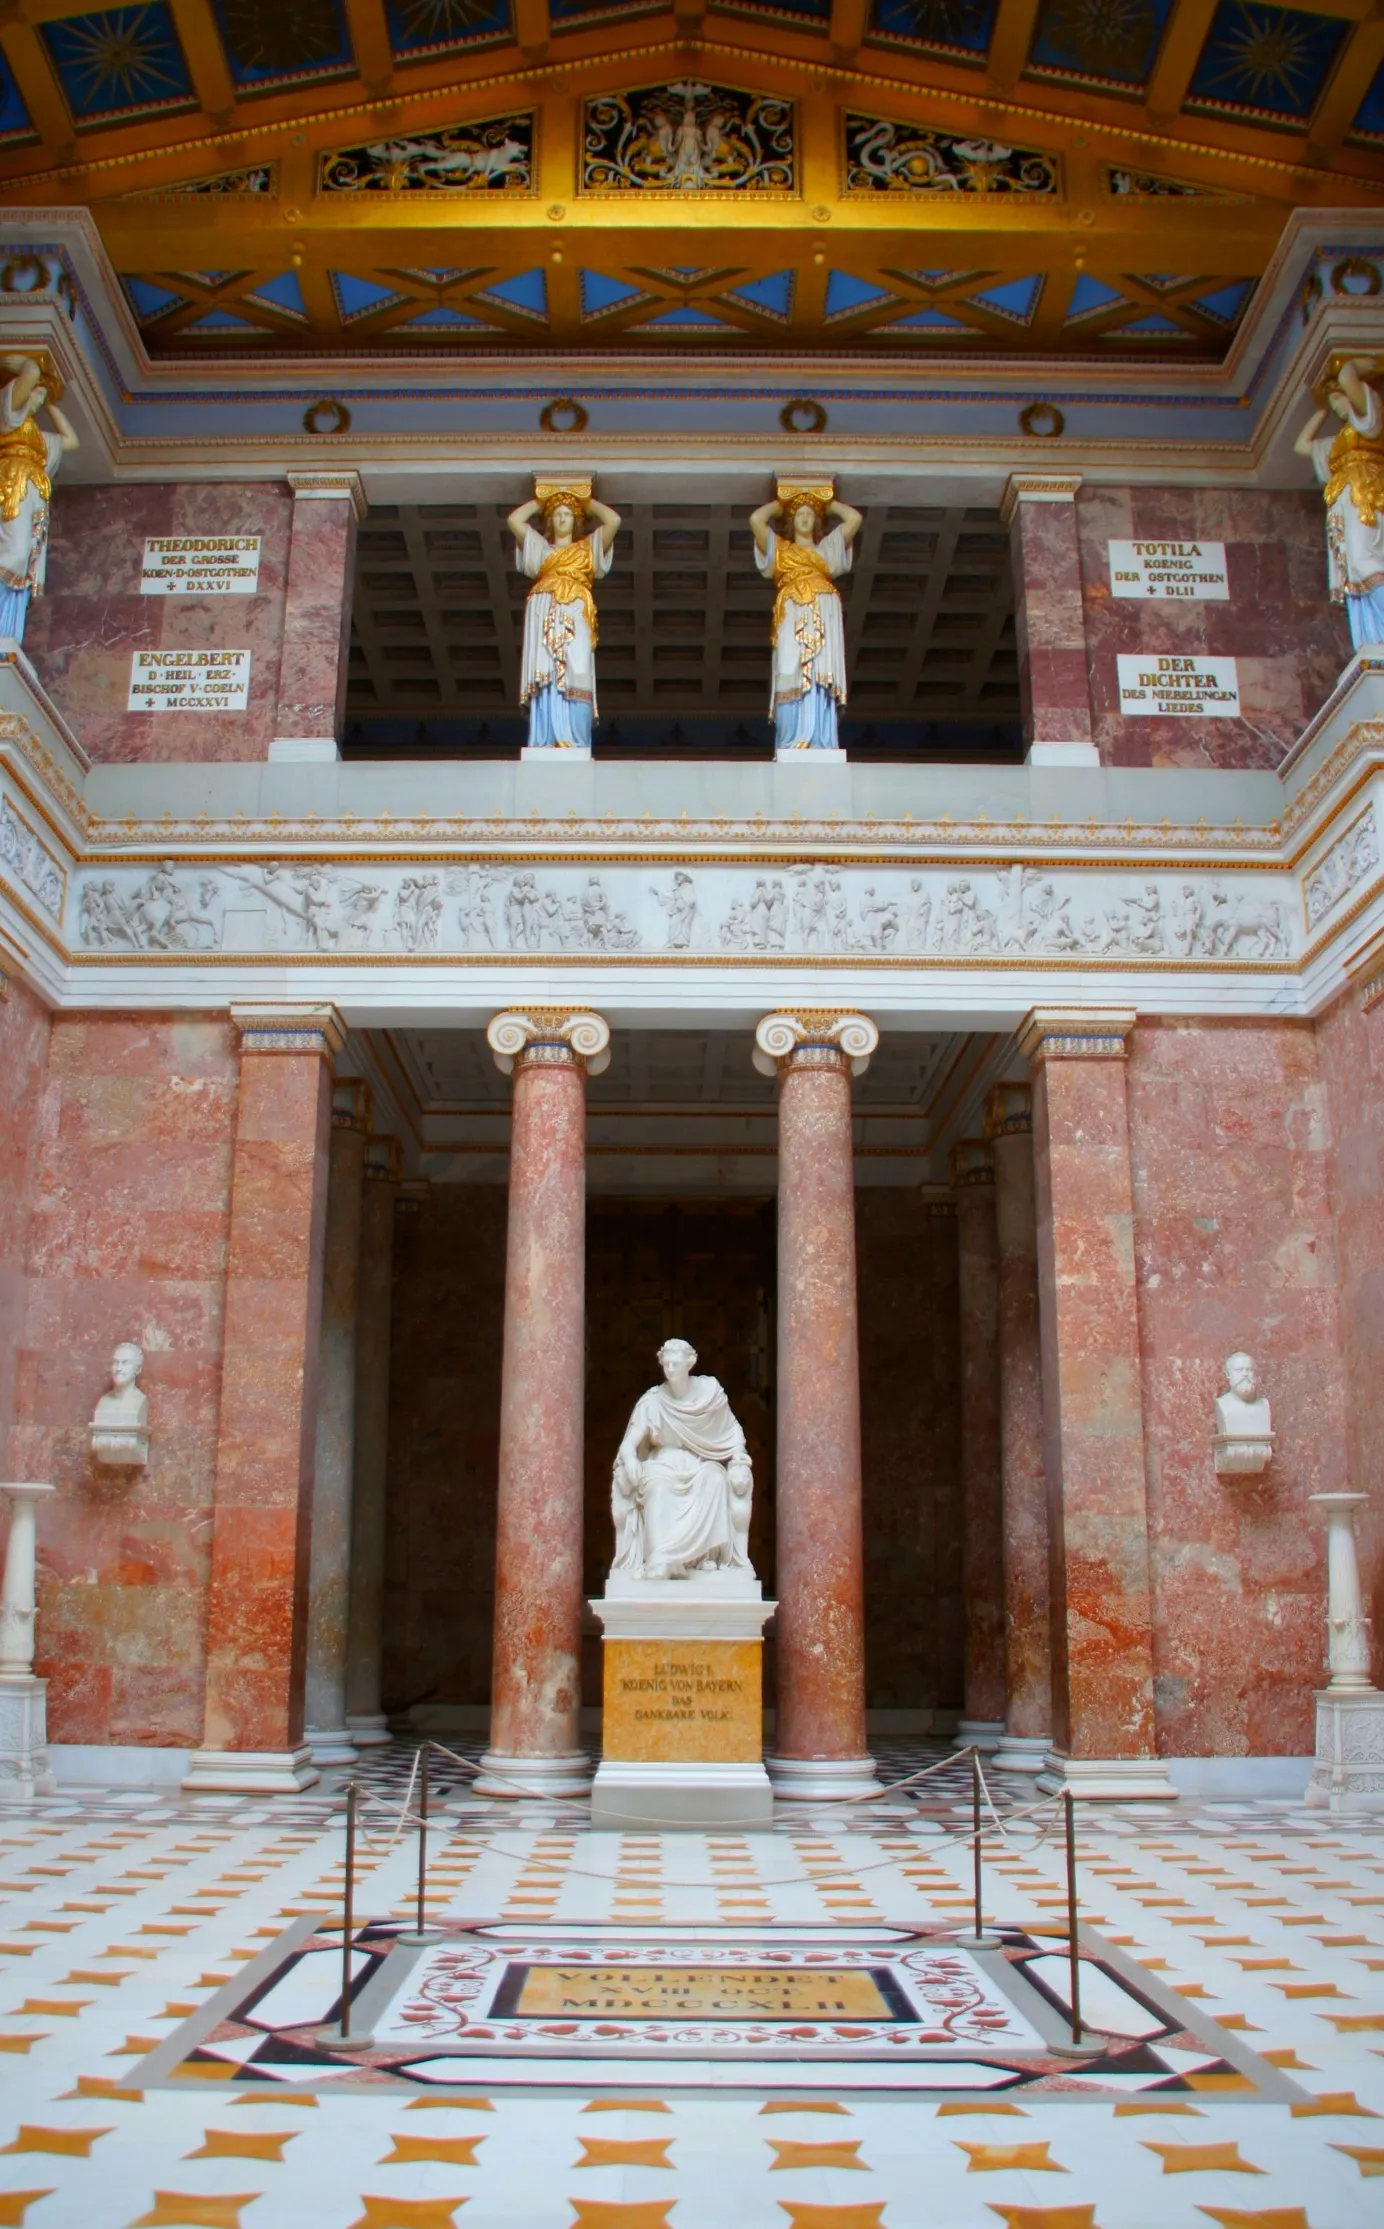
left=320, top=114, right=532, bottom=193
left=749, top=479, right=861, bottom=754
left=123, top=162, right=275, bottom=197
left=1030, top=0, right=1162, bottom=84
left=507, top=475, right=622, bottom=751
left=0, top=352, right=77, bottom=644
left=1295, top=355, right=1384, bottom=655
left=844, top=114, right=1058, bottom=194
left=219, top=0, right=345, bottom=73
left=581, top=81, right=794, bottom=193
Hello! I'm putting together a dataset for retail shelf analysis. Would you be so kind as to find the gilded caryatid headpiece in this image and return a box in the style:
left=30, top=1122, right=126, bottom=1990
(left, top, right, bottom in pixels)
left=775, top=477, right=833, bottom=529
left=1, top=347, right=65, bottom=404
left=1312, top=350, right=1382, bottom=409
left=534, top=475, right=594, bottom=533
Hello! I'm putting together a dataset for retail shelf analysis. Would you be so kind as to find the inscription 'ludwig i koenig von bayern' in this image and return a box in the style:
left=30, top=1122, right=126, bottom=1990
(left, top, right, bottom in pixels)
left=602, top=1639, right=762, bottom=1762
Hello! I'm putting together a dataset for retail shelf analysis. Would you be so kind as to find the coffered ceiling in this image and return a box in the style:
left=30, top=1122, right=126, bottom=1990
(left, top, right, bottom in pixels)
left=0, top=0, right=1379, bottom=360
left=347, top=493, right=1018, bottom=730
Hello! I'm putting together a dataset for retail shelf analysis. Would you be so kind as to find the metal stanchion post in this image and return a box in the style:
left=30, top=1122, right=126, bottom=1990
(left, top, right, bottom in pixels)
left=320, top=1780, right=375, bottom=2053
left=959, top=1747, right=999, bottom=1948
left=402, top=1743, right=442, bottom=1946
left=1050, top=1785, right=1101, bottom=2057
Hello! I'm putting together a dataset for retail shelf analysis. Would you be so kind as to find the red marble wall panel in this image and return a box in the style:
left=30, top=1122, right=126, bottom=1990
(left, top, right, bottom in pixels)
left=0, top=972, right=51, bottom=1475
left=9, top=1012, right=238, bottom=1746
left=1313, top=985, right=1384, bottom=1686
left=276, top=493, right=359, bottom=746
left=1033, top=1046, right=1159, bottom=1759
left=200, top=1039, right=332, bottom=1754
left=23, top=484, right=292, bottom=764
left=1009, top=494, right=1094, bottom=751
left=1127, top=1017, right=1352, bottom=1754
left=1077, top=486, right=1351, bottom=768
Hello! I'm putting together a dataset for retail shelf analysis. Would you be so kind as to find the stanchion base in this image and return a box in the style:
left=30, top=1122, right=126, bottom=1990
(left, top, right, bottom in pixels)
left=952, top=1930, right=1003, bottom=1949
left=313, top=2027, right=376, bottom=2054
left=1048, top=2035, right=1107, bottom=2058
left=398, top=1928, right=444, bottom=1946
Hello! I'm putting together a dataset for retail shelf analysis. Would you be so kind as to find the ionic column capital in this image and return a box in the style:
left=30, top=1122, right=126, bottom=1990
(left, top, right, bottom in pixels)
left=487, top=1007, right=611, bottom=1076
left=950, top=1138, right=994, bottom=1188
left=1000, top=473, right=1084, bottom=523
left=395, top=1177, right=430, bottom=1215
left=1018, top=1008, right=1137, bottom=1066
left=984, top=1080, right=1033, bottom=1137
left=753, top=1010, right=879, bottom=1079
left=230, top=1003, right=346, bottom=1061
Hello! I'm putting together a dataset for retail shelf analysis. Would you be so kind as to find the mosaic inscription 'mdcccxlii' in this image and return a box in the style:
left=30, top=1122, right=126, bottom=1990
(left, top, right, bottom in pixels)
left=69, top=856, right=1297, bottom=962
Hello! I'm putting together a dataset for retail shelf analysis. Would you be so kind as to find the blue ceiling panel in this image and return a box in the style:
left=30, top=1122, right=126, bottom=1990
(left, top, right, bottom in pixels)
left=867, top=0, right=998, bottom=61
left=210, top=0, right=354, bottom=90
left=723, top=270, right=795, bottom=319
left=1186, top=0, right=1346, bottom=123
left=331, top=273, right=408, bottom=321
left=825, top=271, right=896, bottom=317
left=1066, top=273, right=1128, bottom=318
left=1026, top=0, right=1174, bottom=91
left=474, top=267, right=547, bottom=317
left=0, top=49, right=32, bottom=139
left=581, top=270, right=649, bottom=315
left=385, top=0, right=511, bottom=58
left=967, top=275, right=1043, bottom=324
left=123, top=276, right=186, bottom=319
left=41, top=4, right=195, bottom=126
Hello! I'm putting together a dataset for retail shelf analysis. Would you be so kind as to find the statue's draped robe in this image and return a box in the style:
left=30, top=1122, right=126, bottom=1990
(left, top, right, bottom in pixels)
left=0, top=382, right=64, bottom=640
left=755, top=524, right=851, bottom=750
left=516, top=526, right=612, bottom=747
left=1310, top=386, right=1384, bottom=649
left=612, top=1373, right=751, bottom=1577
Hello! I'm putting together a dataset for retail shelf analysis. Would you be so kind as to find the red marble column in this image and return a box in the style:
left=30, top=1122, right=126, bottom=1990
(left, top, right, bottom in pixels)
left=477, top=1009, right=610, bottom=1797
left=345, top=1133, right=401, bottom=1747
left=986, top=1082, right=1052, bottom=1774
left=185, top=1004, right=340, bottom=1793
left=1022, top=1009, right=1173, bottom=1799
left=756, top=1011, right=880, bottom=1799
left=303, top=1075, right=369, bottom=1765
left=271, top=472, right=364, bottom=764
left=951, top=1138, right=1006, bottom=1752
left=1003, top=473, right=1098, bottom=768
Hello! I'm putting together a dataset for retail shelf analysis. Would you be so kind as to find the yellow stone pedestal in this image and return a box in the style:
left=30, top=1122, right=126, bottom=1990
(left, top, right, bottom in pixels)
left=589, top=1583, right=776, bottom=1828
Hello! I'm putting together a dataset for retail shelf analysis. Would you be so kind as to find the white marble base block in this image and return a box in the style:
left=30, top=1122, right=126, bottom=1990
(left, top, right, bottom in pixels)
left=345, top=1712, right=392, bottom=1748
left=473, top=1750, right=593, bottom=1798
left=1305, top=1687, right=1384, bottom=1812
left=955, top=1718, right=1005, bottom=1754
left=0, top=1676, right=55, bottom=1801
left=181, top=1746, right=321, bottom=1794
left=764, top=1752, right=882, bottom=1801
left=993, top=1733, right=1049, bottom=1774
left=305, top=1725, right=358, bottom=1767
left=1036, top=1752, right=1177, bottom=1801
left=592, top=1758, right=772, bottom=1829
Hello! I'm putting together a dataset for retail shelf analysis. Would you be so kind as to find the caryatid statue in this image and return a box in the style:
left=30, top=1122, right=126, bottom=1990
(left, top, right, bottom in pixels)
left=611, top=1338, right=755, bottom=1581
left=506, top=476, right=622, bottom=749
left=1295, top=356, right=1384, bottom=652
left=748, top=478, right=862, bottom=751
left=0, top=351, right=77, bottom=643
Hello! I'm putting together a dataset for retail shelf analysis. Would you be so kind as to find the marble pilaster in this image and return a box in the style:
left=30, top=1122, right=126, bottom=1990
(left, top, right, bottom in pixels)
left=476, top=1010, right=610, bottom=1798
left=986, top=1083, right=1052, bottom=1774
left=1001, top=474, right=1097, bottom=768
left=345, top=1133, right=401, bottom=1747
left=951, top=1139, right=1005, bottom=1753
left=1022, top=1010, right=1174, bottom=1802
left=271, top=472, right=365, bottom=764
left=304, top=1076, right=370, bottom=1765
left=754, top=1011, right=881, bottom=1799
left=184, top=1005, right=341, bottom=1795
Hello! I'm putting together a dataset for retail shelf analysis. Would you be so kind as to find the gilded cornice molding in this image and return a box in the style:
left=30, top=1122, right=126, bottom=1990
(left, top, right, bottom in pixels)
left=230, top=1002, right=347, bottom=1059
left=1018, top=1006, right=1137, bottom=1064
left=1000, top=474, right=1083, bottom=524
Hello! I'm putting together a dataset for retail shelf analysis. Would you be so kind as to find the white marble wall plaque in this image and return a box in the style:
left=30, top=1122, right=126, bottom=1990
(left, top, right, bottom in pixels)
left=140, top=536, right=261, bottom=595
left=1109, top=541, right=1229, bottom=600
left=1116, top=654, right=1239, bottom=718
left=128, top=649, right=251, bottom=712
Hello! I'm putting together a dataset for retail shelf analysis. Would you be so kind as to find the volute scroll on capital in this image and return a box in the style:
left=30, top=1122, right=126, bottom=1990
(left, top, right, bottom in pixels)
left=487, top=1007, right=612, bottom=1076
left=752, top=1009, right=879, bottom=1078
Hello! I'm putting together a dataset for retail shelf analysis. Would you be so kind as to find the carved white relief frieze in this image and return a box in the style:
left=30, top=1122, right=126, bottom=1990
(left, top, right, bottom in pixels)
left=0, top=791, right=64, bottom=920
left=1303, top=805, right=1379, bottom=930
left=67, top=855, right=1299, bottom=965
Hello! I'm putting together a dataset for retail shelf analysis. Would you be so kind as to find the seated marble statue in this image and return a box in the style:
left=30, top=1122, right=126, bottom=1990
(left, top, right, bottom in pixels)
left=1213, top=1350, right=1273, bottom=1475
left=90, top=1340, right=149, bottom=1466
left=611, top=1338, right=755, bottom=1581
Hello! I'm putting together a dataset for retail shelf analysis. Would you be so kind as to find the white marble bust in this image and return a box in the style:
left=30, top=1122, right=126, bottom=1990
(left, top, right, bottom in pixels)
left=90, top=1341, right=149, bottom=1467
left=1213, top=1351, right=1273, bottom=1476
left=610, top=1338, right=756, bottom=1583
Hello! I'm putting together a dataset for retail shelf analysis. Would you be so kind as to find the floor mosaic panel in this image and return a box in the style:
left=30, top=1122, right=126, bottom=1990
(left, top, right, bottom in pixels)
left=142, top=1917, right=1303, bottom=2101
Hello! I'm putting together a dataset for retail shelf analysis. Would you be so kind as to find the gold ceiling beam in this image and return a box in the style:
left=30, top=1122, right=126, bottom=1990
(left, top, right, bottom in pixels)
left=0, top=20, right=73, bottom=159
left=827, top=0, right=868, bottom=66
left=168, top=0, right=237, bottom=125
left=342, top=0, right=398, bottom=98
left=1307, top=18, right=1384, bottom=162
left=513, top=0, right=552, bottom=60
left=988, top=0, right=1044, bottom=96
left=1147, top=0, right=1224, bottom=122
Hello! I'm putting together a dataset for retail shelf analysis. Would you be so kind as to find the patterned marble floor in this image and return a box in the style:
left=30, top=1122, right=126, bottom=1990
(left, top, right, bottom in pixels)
left=0, top=1742, right=1381, bottom=2227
